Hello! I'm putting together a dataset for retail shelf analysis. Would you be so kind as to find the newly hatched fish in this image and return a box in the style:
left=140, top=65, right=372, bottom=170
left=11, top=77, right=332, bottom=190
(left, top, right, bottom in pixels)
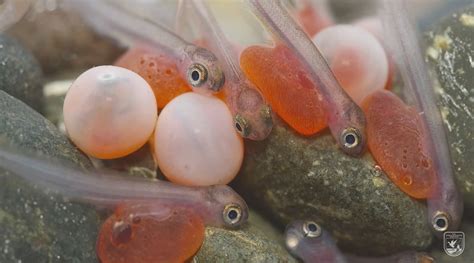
left=115, top=46, right=192, bottom=109
left=246, top=0, right=366, bottom=156
left=183, top=0, right=273, bottom=140
left=0, top=147, right=249, bottom=228
left=97, top=204, right=205, bottom=263
left=68, top=0, right=224, bottom=94
left=380, top=0, right=462, bottom=234
left=285, top=220, right=433, bottom=263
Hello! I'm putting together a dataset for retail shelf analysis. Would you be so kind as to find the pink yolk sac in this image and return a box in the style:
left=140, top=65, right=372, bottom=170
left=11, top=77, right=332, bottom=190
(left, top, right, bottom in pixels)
left=63, top=66, right=157, bottom=159
left=312, top=25, right=389, bottom=105
left=154, top=92, right=244, bottom=186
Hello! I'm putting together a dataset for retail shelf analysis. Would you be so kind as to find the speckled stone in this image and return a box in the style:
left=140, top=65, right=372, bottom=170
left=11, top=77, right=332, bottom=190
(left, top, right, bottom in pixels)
left=425, top=5, right=474, bottom=213
left=7, top=7, right=123, bottom=76
left=195, top=210, right=297, bottom=262
left=0, top=34, right=43, bottom=113
left=233, top=122, right=433, bottom=255
left=0, top=90, right=101, bottom=262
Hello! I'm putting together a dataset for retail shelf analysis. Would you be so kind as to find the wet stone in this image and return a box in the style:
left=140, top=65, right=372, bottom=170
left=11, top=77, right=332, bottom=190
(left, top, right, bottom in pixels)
left=233, top=122, right=433, bottom=255
left=0, top=90, right=101, bottom=262
left=195, top=210, right=296, bottom=262
left=0, top=34, right=43, bottom=113
left=425, top=5, right=474, bottom=213
left=7, top=7, right=124, bottom=76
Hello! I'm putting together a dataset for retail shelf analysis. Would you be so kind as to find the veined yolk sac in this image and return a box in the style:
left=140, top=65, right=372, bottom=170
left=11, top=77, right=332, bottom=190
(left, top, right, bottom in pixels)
left=362, top=90, right=437, bottom=199
left=115, top=46, right=192, bottom=109
left=97, top=204, right=205, bottom=263
left=313, top=25, right=389, bottom=105
left=240, top=44, right=327, bottom=136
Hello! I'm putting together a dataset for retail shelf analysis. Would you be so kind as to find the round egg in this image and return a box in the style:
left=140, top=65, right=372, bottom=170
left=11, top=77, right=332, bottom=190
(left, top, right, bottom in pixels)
left=154, top=92, right=244, bottom=186
left=313, top=25, right=389, bottom=105
left=63, top=66, right=157, bottom=159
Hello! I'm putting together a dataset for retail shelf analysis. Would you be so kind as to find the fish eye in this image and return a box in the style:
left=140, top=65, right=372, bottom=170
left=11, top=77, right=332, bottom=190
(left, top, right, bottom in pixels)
left=188, top=63, right=208, bottom=87
left=234, top=115, right=250, bottom=137
left=341, top=127, right=360, bottom=149
left=223, top=204, right=242, bottom=226
left=432, top=211, right=449, bottom=232
left=303, top=221, right=321, bottom=238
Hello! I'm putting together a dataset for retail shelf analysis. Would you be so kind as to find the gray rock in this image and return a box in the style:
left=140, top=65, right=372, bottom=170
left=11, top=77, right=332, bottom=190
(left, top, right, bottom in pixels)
left=425, top=5, right=474, bottom=213
left=195, top=210, right=297, bottom=262
left=233, top=123, right=433, bottom=255
left=0, top=34, right=43, bottom=113
left=0, top=90, right=101, bottom=263
left=7, top=7, right=124, bottom=76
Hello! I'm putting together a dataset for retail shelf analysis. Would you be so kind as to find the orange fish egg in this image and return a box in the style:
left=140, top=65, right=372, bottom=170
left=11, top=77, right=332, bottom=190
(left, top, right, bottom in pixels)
left=63, top=66, right=157, bottom=159
left=362, top=90, right=437, bottom=199
left=115, top=46, right=191, bottom=109
left=97, top=204, right=205, bottom=263
left=240, top=44, right=327, bottom=136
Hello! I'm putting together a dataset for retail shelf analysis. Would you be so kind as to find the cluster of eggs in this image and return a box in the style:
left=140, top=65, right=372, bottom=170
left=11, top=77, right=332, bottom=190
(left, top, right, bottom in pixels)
left=63, top=63, right=243, bottom=187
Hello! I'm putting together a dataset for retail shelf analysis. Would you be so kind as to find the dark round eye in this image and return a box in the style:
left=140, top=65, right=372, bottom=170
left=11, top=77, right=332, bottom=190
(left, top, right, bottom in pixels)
left=223, top=204, right=242, bottom=226
left=234, top=115, right=249, bottom=137
left=188, top=63, right=208, bottom=87
left=432, top=212, right=449, bottom=232
left=303, top=221, right=322, bottom=238
left=341, top=127, right=360, bottom=149
left=235, top=122, right=243, bottom=133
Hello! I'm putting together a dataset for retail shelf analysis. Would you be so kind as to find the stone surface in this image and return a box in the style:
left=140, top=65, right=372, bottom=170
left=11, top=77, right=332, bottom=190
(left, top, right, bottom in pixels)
left=233, top=122, right=433, bottom=255
left=195, top=210, right=296, bottom=262
left=7, top=7, right=123, bottom=76
left=0, top=90, right=101, bottom=262
left=426, top=5, right=474, bottom=213
left=0, top=34, right=43, bottom=113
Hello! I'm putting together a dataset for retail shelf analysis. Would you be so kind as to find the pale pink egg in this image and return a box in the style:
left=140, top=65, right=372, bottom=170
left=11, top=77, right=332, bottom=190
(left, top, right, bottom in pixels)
left=154, top=92, right=244, bottom=186
left=63, top=66, right=157, bottom=159
left=313, top=25, right=389, bottom=105
left=354, top=17, right=396, bottom=90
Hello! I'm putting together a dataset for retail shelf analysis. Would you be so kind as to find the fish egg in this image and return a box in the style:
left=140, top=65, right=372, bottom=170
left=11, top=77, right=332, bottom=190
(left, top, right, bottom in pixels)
left=154, top=92, right=244, bottom=186
left=313, top=25, right=389, bottom=105
left=63, top=66, right=157, bottom=159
